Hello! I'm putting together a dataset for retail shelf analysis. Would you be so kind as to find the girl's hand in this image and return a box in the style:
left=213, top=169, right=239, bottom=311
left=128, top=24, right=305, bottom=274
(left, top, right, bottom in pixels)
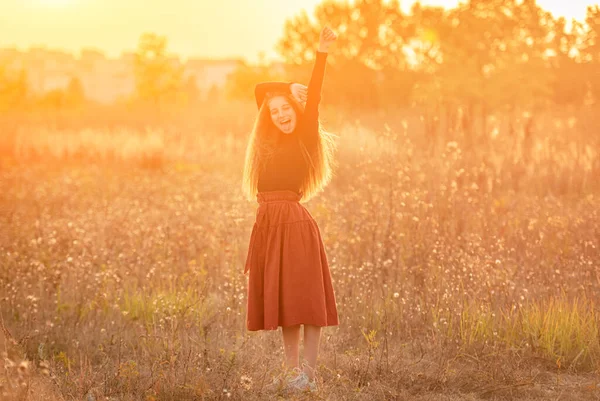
left=290, top=83, right=308, bottom=104
left=318, top=26, right=337, bottom=53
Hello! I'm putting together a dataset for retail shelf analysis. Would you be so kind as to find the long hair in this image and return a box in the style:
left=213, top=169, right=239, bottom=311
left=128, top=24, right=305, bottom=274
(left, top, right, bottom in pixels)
left=241, top=92, right=337, bottom=203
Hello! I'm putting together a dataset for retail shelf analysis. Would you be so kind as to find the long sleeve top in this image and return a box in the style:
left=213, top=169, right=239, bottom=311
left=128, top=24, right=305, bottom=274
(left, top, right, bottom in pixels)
left=254, top=51, right=328, bottom=194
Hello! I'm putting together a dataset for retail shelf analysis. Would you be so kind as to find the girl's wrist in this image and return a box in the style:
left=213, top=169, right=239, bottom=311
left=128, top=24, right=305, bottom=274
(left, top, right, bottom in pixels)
left=318, top=44, right=329, bottom=53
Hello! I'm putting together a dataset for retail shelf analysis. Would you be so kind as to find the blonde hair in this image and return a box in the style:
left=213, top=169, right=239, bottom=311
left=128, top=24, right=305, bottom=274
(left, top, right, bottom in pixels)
left=241, top=92, right=337, bottom=203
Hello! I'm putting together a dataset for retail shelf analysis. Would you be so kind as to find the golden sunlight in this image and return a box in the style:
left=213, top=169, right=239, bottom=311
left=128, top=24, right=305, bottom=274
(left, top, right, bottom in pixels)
left=1, top=0, right=596, bottom=60
left=2, top=0, right=600, bottom=400
left=34, top=0, right=75, bottom=7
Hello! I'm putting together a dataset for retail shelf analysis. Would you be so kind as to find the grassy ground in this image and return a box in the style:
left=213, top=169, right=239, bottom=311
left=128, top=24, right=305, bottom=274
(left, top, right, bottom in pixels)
left=1, top=114, right=600, bottom=400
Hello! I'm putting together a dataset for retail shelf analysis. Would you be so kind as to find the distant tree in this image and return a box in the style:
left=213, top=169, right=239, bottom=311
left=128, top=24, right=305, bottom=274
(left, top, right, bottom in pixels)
left=133, top=33, right=185, bottom=110
left=65, top=76, right=86, bottom=107
left=182, top=75, right=201, bottom=105
left=37, top=90, right=62, bottom=110
left=416, top=0, right=553, bottom=146
left=546, top=17, right=588, bottom=107
left=225, top=56, right=284, bottom=101
left=0, top=65, right=28, bottom=111
left=277, top=0, right=412, bottom=109
left=279, top=0, right=408, bottom=68
left=35, top=76, right=86, bottom=111
left=582, top=5, right=600, bottom=103
left=581, top=6, right=600, bottom=145
left=278, top=0, right=593, bottom=148
left=405, top=3, right=452, bottom=143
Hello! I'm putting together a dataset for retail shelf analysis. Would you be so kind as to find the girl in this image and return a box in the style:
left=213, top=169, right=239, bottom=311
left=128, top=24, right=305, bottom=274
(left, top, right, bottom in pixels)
left=241, top=26, right=339, bottom=394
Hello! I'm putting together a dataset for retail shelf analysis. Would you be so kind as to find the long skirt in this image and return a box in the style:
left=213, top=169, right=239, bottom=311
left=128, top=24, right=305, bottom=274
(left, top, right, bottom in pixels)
left=244, top=190, right=339, bottom=331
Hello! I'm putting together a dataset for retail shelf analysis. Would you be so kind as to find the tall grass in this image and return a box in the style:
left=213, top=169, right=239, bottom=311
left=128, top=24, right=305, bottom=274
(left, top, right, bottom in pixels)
left=1, top=105, right=599, bottom=400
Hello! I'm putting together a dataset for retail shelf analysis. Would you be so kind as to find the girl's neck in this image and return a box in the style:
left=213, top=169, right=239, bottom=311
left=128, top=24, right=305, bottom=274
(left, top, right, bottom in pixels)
left=277, top=130, right=297, bottom=143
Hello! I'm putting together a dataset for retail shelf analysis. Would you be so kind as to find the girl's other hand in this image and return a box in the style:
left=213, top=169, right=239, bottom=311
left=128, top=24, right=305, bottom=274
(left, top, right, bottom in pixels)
left=318, top=27, right=337, bottom=53
left=291, top=83, right=308, bottom=103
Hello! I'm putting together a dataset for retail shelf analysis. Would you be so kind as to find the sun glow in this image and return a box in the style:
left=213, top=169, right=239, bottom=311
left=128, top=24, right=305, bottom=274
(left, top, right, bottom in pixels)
left=1, top=0, right=597, bottom=60
left=35, top=0, right=75, bottom=7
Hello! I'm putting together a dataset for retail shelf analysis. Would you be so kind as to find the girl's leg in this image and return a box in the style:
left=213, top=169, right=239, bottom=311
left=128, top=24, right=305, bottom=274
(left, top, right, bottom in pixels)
left=281, top=324, right=301, bottom=370
left=302, top=324, right=321, bottom=380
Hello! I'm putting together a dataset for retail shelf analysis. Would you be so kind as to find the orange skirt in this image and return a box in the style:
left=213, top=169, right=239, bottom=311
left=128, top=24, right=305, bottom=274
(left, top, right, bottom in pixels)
left=244, top=190, right=339, bottom=331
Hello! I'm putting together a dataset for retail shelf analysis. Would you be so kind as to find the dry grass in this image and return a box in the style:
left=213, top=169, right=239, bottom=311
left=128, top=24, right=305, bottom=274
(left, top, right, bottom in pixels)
left=1, top=106, right=600, bottom=400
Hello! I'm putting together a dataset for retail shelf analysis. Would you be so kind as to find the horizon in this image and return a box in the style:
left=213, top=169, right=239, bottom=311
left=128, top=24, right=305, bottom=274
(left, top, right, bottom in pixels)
left=1, top=0, right=598, bottom=63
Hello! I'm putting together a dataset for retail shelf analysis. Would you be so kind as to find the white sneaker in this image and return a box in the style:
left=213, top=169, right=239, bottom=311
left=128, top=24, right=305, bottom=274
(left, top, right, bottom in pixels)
left=285, top=363, right=318, bottom=393
left=266, top=367, right=302, bottom=392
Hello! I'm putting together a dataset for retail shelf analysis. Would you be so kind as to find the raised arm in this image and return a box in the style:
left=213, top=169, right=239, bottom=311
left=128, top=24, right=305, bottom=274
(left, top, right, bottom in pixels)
left=304, top=27, right=337, bottom=123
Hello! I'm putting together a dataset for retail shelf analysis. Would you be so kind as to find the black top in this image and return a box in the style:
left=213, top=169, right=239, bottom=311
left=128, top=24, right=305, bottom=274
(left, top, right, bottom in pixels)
left=254, top=51, right=327, bottom=194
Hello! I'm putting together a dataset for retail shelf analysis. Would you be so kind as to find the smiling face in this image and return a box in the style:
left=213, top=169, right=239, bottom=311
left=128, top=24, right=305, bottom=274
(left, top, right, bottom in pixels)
left=268, top=96, right=297, bottom=134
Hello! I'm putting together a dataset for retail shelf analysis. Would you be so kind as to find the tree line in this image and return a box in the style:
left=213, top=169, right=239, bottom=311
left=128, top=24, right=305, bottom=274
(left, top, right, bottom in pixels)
left=2, top=0, right=600, bottom=146
left=228, top=0, right=600, bottom=146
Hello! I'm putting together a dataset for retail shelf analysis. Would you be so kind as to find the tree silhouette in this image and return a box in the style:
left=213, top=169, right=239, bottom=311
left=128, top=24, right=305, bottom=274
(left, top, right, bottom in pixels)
left=134, top=33, right=185, bottom=111
left=583, top=6, right=600, bottom=103
left=0, top=65, right=28, bottom=111
left=277, top=0, right=598, bottom=146
left=277, top=0, right=412, bottom=109
left=225, top=54, right=284, bottom=101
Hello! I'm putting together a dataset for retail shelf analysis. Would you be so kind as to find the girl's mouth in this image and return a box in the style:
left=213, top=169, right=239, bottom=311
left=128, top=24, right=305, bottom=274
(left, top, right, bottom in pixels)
left=280, top=119, right=292, bottom=131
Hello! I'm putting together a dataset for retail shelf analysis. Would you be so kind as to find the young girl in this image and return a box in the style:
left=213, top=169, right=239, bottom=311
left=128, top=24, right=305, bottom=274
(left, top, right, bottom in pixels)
left=241, top=27, right=339, bottom=394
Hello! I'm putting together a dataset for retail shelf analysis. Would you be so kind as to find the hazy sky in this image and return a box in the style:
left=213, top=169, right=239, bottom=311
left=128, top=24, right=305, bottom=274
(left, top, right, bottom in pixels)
left=1, top=0, right=597, bottom=61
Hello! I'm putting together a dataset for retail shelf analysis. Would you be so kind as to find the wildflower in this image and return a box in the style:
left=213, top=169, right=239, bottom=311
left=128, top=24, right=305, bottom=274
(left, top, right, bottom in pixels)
left=240, top=374, right=253, bottom=390
left=18, top=360, right=30, bottom=374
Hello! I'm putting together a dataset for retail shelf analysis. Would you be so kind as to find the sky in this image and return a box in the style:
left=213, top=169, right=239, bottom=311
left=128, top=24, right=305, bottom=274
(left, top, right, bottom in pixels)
left=0, top=0, right=598, bottom=62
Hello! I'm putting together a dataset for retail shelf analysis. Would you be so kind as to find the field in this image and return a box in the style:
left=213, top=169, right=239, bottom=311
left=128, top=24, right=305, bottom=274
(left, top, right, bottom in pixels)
left=1, top=105, right=600, bottom=401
